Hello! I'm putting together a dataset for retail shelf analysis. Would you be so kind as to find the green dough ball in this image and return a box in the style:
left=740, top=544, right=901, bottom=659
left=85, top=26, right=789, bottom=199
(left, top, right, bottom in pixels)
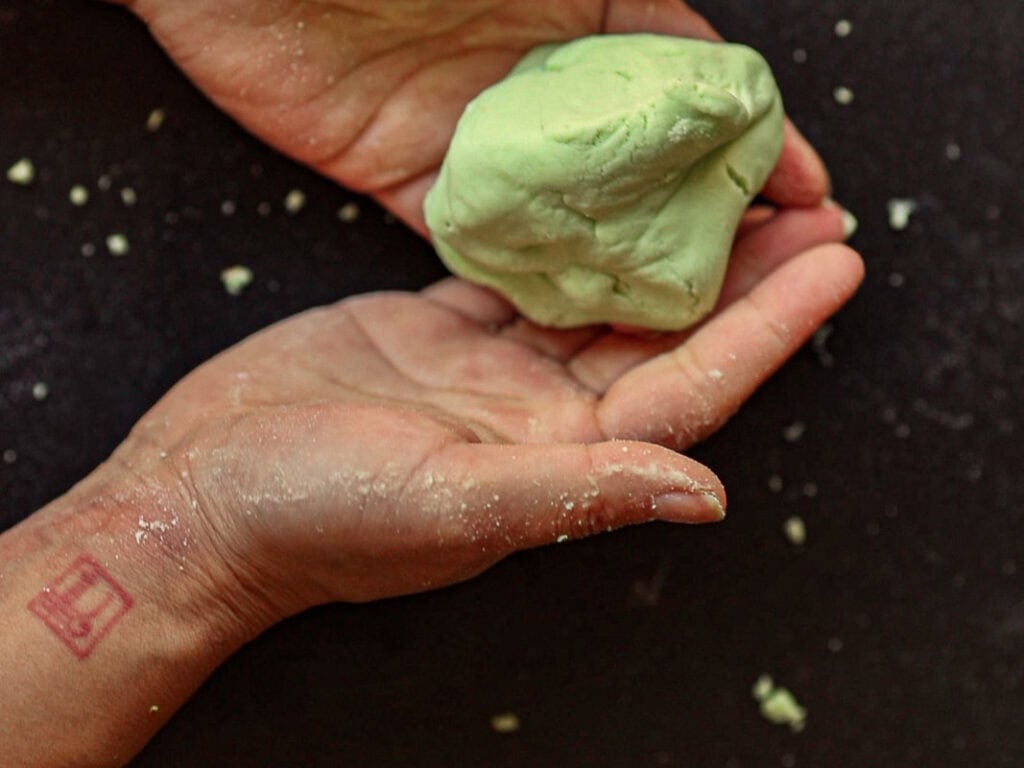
left=424, top=34, right=785, bottom=330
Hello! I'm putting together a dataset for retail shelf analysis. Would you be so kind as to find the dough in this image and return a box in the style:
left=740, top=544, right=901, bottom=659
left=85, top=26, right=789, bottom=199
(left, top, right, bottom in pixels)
left=424, top=34, right=784, bottom=330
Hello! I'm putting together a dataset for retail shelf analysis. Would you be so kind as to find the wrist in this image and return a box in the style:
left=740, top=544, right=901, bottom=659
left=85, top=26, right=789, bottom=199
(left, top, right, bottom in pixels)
left=0, top=463, right=282, bottom=766
left=27, top=460, right=283, bottom=649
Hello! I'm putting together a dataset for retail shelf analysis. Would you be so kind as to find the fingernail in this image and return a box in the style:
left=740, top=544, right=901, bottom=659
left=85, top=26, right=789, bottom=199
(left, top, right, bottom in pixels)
left=655, top=491, right=726, bottom=524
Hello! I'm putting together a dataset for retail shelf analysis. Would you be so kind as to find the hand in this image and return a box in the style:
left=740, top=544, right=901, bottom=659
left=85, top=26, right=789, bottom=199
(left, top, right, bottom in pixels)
left=120, top=0, right=831, bottom=233
left=102, top=205, right=861, bottom=619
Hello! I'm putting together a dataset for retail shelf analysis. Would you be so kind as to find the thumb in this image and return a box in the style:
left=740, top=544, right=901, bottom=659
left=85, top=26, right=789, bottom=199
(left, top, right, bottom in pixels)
left=419, top=441, right=726, bottom=553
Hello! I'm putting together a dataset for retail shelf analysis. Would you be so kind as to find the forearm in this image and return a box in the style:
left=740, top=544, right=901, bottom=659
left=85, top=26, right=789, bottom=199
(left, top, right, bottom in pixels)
left=0, top=471, right=265, bottom=767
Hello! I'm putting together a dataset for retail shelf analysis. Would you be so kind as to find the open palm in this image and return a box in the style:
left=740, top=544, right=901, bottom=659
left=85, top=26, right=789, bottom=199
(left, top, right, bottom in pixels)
left=115, top=207, right=860, bottom=608
left=123, top=0, right=830, bottom=232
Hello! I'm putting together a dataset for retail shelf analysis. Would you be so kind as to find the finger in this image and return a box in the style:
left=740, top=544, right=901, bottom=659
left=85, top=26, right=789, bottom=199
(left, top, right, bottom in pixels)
left=567, top=206, right=850, bottom=392
left=420, top=440, right=726, bottom=552
left=736, top=205, right=779, bottom=239
left=761, top=120, right=832, bottom=207
left=716, top=204, right=848, bottom=308
left=375, top=170, right=437, bottom=238
left=421, top=277, right=518, bottom=327
left=596, top=244, right=864, bottom=449
left=604, top=0, right=722, bottom=40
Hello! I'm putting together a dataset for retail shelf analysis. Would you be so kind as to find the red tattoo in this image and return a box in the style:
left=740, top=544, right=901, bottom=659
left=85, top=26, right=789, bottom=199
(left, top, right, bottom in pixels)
left=28, top=554, right=134, bottom=659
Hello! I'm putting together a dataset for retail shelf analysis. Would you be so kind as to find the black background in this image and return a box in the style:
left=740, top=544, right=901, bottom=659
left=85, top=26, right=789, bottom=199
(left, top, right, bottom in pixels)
left=2, top=1, right=1022, bottom=766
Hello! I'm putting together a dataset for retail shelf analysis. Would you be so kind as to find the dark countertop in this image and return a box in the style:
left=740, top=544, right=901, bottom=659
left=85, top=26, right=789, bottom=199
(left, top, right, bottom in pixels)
left=2, top=1, right=1022, bottom=766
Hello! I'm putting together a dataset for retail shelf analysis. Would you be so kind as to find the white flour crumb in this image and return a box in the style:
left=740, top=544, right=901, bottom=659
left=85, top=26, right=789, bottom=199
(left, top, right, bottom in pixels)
left=2, top=448, right=16, bottom=464
left=32, top=382, right=49, bottom=401
left=120, top=187, right=137, bottom=206
left=136, top=514, right=176, bottom=544
left=81, top=242, right=96, bottom=257
left=792, top=48, right=807, bottom=64
left=945, top=142, right=961, bottom=161
left=834, top=19, right=852, bottom=37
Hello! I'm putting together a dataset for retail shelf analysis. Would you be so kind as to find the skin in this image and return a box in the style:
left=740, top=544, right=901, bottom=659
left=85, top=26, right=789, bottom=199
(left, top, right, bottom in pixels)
left=115, top=0, right=832, bottom=232
left=0, top=1, right=862, bottom=764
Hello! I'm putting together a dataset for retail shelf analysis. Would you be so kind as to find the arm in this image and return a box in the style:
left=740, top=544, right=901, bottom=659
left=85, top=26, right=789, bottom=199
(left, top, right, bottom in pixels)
left=0, top=202, right=861, bottom=764
left=0, top=470, right=263, bottom=766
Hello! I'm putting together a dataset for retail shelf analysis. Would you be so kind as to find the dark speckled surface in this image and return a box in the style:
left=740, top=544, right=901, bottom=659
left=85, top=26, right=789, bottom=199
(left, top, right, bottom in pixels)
left=2, top=1, right=1022, bottom=766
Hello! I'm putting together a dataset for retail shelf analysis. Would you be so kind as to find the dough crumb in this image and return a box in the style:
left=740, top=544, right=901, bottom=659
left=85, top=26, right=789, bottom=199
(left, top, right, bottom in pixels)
left=148, top=704, right=160, bottom=714
left=106, top=233, right=130, bottom=256
left=752, top=676, right=806, bottom=732
left=146, top=108, right=166, bottom=132
left=69, top=184, right=89, bottom=206
left=337, top=201, right=360, bottom=222
left=833, top=86, right=854, bottom=105
left=841, top=208, right=859, bottom=239
left=887, top=198, right=917, bottom=230
left=6, top=157, right=35, bottom=185
left=783, top=516, right=806, bottom=546
left=490, top=712, right=521, bottom=733
left=221, top=265, right=255, bottom=296
left=120, top=187, right=137, bottom=206
left=834, top=19, right=853, bottom=37
left=284, top=188, right=306, bottom=214
left=32, top=382, right=49, bottom=401
left=782, top=421, right=806, bottom=443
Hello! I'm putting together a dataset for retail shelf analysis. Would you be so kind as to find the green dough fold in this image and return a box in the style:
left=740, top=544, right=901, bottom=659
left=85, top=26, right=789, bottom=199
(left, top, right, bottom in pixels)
left=424, top=34, right=785, bottom=330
